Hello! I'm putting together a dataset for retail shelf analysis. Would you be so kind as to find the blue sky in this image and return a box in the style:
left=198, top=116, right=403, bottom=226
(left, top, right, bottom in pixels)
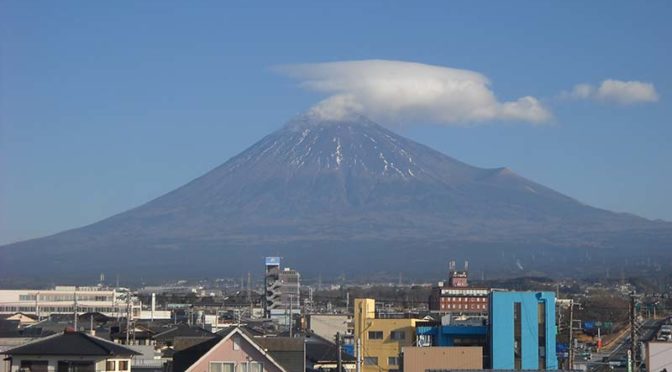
left=1, top=1, right=670, bottom=245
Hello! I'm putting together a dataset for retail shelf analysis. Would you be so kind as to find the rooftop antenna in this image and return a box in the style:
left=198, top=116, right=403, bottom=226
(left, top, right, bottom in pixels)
left=449, top=260, right=456, bottom=272
left=464, top=261, right=469, bottom=272
left=247, top=272, right=252, bottom=303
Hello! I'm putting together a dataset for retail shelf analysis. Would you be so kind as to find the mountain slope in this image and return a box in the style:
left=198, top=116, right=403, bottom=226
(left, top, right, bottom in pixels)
left=1, top=113, right=670, bottom=282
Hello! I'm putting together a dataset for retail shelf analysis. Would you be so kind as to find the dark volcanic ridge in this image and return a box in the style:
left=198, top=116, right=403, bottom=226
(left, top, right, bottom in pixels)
left=1, top=112, right=671, bottom=281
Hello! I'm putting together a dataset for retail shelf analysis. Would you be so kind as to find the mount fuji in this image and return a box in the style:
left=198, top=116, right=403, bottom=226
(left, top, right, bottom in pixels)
left=1, top=113, right=670, bottom=283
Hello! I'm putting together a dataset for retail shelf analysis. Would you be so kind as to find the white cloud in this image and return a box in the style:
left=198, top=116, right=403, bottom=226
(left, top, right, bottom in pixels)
left=563, top=79, right=659, bottom=105
left=278, top=60, right=551, bottom=125
left=596, top=79, right=659, bottom=104
left=564, top=83, right=595, bottom=100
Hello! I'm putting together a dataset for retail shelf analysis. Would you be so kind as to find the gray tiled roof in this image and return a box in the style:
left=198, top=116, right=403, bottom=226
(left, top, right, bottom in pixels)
left=4, top=331, right=142, bottom=356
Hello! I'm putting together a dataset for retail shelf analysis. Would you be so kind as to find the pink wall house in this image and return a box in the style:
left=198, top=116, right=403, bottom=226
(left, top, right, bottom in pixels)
left=184, top=329, right=288, bottom=372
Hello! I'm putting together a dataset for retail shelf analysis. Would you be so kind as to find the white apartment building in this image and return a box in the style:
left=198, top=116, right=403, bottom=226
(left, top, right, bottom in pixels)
left=0, top=286, right=141, bottom=319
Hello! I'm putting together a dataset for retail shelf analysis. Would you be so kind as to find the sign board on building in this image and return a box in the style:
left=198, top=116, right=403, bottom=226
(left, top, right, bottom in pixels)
left=265, top=257, right=280, bottom=266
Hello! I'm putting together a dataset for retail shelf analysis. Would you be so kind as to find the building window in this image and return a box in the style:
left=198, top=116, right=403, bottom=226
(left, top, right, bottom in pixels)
left=388, top=357, right=399, bottom=366
left=417, top=334, right=432, bottom=347
left=105, top=361, right=116, bottom=371
left=57, top=361, right=95, bottom=372
left=514, top=302, right=522, bottom=370
left=233, top=335, right=241, bottom=350
left=390, top=331, right=405, bottom=340
left=237, top=363, right=248, bottom=372
left=209, top=362, right=235, bottom=372
left=249, top=362, right=263, bottom=372
left=20, top=361, right=48, bottom=372
left=118, top=361, right=128, bottom=371
left=364, top=357, right=378, bottom=366
left=368, top=331, right=383, bottom=340
left=538, top=302, right=547, bottom=370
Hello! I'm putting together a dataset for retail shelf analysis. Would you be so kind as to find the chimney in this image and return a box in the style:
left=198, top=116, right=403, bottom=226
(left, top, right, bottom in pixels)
left=90, top=314, right=96, bottom=336
left=151, top=293, right=156, bottom=322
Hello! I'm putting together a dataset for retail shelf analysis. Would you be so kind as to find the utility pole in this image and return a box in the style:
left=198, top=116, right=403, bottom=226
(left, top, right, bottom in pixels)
left=125, top=292, right=131, bottom=345
left=35, top=292, right=40, bottom=321
left=356, top=337, right=362, bottom=372
left=73, top=291, right=78, bottom=331
left=289, top=294, right=293, bottom=338
left=630, top=293, right=638, bottom=372
left=356, top=300, right=362, bottom=372
left=568, top=299, right=574, bottom=370
left=336, top=332, right=343, bottom=372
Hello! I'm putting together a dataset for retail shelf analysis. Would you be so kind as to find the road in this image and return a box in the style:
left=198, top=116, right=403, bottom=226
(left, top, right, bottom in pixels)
left=584, top=319, right=662, bottom=372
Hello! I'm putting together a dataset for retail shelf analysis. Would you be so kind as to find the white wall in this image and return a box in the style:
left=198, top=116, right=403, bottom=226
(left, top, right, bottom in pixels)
left=647, top=342, right=672, bottom=372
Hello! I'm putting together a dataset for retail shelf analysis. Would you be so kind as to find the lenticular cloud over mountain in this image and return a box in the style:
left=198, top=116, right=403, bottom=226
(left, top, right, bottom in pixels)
left=279, top=60, right=551, bottom=125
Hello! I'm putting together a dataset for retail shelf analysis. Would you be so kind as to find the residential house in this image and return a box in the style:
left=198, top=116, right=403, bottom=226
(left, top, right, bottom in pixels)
left=3, top=330, right=140, bottom=372
left=172, top=327, right=304, bottom=372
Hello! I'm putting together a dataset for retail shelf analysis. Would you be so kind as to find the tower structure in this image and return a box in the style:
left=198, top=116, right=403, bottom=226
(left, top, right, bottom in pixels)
left=264, top=257, right=301, bottom=323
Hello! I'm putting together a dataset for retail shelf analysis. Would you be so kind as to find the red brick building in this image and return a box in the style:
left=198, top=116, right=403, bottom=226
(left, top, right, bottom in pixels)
left=428, top=261, right=490, bottom=313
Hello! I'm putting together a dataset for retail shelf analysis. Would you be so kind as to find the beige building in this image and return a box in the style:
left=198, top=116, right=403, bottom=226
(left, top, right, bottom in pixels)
left=307, top=314, right=352, bottom=341
left=402, top=346, right=483, bottom=372
left=3, top=313, right=37, bottom=327
left=354, top=298, right=421, bottom=372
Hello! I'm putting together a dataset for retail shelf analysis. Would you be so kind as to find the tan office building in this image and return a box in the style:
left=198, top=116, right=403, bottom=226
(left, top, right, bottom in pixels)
left=402, top=346, right=483, bottom=372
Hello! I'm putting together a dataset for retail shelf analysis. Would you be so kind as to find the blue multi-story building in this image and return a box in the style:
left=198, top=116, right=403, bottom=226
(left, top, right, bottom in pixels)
left=489, top=291, right=557, bottom=370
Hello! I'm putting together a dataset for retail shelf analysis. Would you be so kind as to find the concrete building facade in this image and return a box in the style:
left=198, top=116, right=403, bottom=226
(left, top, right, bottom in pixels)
left=306, top=314, right=352, bottom=342
left=0, top=286, right=141, bottom=319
